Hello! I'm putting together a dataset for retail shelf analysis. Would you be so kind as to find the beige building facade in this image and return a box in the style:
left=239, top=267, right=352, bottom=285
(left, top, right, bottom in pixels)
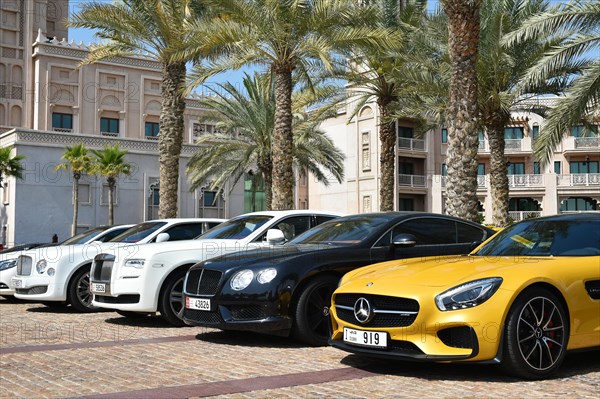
left=309, top=98, right=600, bottom=223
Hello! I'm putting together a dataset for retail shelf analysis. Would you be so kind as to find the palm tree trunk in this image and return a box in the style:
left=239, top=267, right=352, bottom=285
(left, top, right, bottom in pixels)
left=442, top=0, right=482, bottom=223
left=259, top=157, right=273, bottom=211
left=72, top=173, right=80, bottom=237
left=486, top=112, right=511, bottom=227
left=108, top=177, right=115, bottom=226
left=378, top=99, right=395, bottom=211
left=159, top=61, right=186, bottom=218
left=271, top=68, right=295, bottom=210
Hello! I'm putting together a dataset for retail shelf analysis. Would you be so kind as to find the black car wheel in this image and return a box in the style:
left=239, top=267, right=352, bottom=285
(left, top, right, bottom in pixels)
left=158, top=269, right=187, bottom=327
left=502, top=287, right=569, bottom=379
left=292, top=275, right=340, bottom=346
left=68, top=267, right=99, bottom=312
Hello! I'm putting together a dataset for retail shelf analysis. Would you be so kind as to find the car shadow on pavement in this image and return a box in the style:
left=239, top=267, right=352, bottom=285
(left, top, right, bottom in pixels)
left=340, top=349, right=600, bottom=382
left=103, top=315, right=183, bottom=329
left=26, top=304, right=113, bottom=314
left=195, top=329, right=307, bottom=349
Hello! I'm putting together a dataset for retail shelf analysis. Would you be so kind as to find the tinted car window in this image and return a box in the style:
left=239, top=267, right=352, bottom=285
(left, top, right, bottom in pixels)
left=163, top=223, right=206, bottom=241
left=256, top=216, right=311, bottom=241
left=316, top=215, right=338, bottom=225
left=457, top=222, right=486, bottom=243
left=110, top=222, right=167, bottom=243
left=199, top=215, right=272, bottom=240
left=61, top=226, right=108, bottom=245
left=396, top=218, right=457, bottom=245
left=290, top=216, right=388, bottom=245
left=95, top=227, right=130, bottom=242
left=475, top=220, right=600, bottom=257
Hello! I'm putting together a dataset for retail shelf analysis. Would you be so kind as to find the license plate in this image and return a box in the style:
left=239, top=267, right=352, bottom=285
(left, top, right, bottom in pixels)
left=343, top=327, right=387, bottom=348
left=13, top=278, right=23, bottom=288
left=186, top=297, right=211, bottom=311
left=90, top=283, right=106, bottom=293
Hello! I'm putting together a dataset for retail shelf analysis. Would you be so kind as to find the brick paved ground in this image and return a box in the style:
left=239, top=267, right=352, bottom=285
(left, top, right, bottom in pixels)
left=0, top=297, right=598, bottom=399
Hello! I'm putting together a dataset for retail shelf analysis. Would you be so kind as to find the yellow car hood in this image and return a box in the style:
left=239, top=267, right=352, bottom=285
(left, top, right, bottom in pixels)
left=340, top=255, right=552, bottom=290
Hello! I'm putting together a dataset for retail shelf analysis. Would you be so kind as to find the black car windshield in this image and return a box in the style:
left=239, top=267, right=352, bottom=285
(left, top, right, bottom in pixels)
left=474, top=219, right=600, bottom=257
left=197, top=215, right=273, bottom=240
left=109, top=222, right=167, bottom=243
left=61, top=226, right=108, bottom=245
left=290, top=216, right=389, bottom=245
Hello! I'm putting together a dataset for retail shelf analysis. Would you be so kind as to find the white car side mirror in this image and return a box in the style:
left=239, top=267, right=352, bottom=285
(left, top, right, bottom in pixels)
left=155, top=232, right=170, bottom=243
left=266, top=229, right=286, bottom=244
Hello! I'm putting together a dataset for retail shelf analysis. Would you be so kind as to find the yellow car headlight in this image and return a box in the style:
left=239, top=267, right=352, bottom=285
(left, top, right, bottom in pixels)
left=435, top=277, right=503, bottom=311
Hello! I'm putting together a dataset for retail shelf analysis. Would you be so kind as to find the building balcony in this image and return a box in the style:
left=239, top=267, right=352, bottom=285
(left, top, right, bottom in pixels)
left=398, top=174, right=427, bottom=188
left=508, top=174, right=544, bottom=188
left=145, top=135, right=159, bottom=140
left=441, top=175, right=488, bottom=189
left=509, top=211, right=542, bottom=222
left=562, top=136, right=600, bottom=154
left=557, top=173, right=600, bottom=187
left=478, top=138, right=533, bottom=154
left=100, top=131, right=119, bottom=137
left=397, top=137, right=426, bottom=152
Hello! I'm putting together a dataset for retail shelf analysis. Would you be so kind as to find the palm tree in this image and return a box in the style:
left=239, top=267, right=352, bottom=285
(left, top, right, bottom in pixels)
left=69, top=0, right=207, bottom=219
left=0, top=146, right=25, bottom=187
left=477, top=0, right=567, bottom=227
left=345, top=0, right=428, bottom=211
left=91, top=144, right=132, bottom=225
left=441, top=0, right=482, bottom=223
left=56, top=144, right=94, bottom=236
left=183, top=0, right=401, bottom=210
left=505, top=0, right=600, bottom=165
left=186, top=72, right=344, bottom=210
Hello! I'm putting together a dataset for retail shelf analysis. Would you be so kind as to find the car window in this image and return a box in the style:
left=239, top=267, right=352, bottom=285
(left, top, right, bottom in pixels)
left=290, top=216, right=387, bottom=245
left=316, top=215, right=338, bottom=225
left=475, top=220, right=600, bottom=257
left=163, top=223, right=206, bottom=241
left=456, top=222, right=486, bottom=243
left=110, top=222, right=167, bottom=243
left=198, top=215, right=272, bottom=240
left=256, top=216, right=311, bottom=242
left=61, top=227, right=108, bottom=245
left=391, top=218, right=457, bottom=245
left=95, top=227, right=130, bottom=243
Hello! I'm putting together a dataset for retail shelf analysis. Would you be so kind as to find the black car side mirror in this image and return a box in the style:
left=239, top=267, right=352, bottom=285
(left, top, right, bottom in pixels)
left=392, top=233, right=417, bottom=248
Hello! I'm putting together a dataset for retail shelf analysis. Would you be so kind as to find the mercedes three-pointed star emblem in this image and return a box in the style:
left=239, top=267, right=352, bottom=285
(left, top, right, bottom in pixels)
left=353, top=297, right=373, bottom=324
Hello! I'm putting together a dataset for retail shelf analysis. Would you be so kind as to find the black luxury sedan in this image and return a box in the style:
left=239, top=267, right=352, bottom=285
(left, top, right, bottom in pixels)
left=182, top=213, right=496, bottom=346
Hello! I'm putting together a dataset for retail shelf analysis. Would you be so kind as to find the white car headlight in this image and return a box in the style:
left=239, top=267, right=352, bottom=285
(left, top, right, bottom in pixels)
left=435, top=277, right=503, bottom=311
left=230, top=269, right=254, bottom=291
left=0, top=259, right=17, bottom=271
left=124, top=259, right=146, bottom=269
left=36, top=259, right=48, bottom=274
left=256, top=268, right=277, bottom=284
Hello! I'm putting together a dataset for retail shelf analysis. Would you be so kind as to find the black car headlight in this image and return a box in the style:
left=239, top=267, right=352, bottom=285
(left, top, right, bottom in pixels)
left=435, top=277, right=503, bottom=311
left=0, top=259, right=17, bottom=271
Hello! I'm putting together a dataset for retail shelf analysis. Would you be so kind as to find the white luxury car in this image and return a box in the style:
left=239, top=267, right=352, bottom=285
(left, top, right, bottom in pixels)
left=1, top=225, right=132, bottom=298
left=13, top=218, right=224, bottom=311
left=90, top=210, right=342, bottom=326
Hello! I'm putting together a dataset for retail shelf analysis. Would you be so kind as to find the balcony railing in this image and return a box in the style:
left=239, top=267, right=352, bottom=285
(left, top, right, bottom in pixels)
left=508, top=174, right=544, bottom=188
left=398, top=174, right=427, bottom=188
left=557, top=173, right=600, bottom=187
left=397, top=137, right=425, bottom=152
left=52, top=127, right=73, bottom=133
left=440, top=175, right=487, bottom=188
left=574, top=137, right=600, bottom=149
left=145, top=135, right=159, bottom=140
left=100, top=131, right=119, bottom=137
left=505, top=139, right=523, bottom=151
left=509, top=211, right=542, bottom=222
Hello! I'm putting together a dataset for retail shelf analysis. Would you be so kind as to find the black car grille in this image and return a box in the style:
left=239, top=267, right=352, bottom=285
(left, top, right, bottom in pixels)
left=388, top=340, right=424, bottom=354
left=335, top=294, right=419, bottom=328
left=16, top=286, right=48, bottom=295
left=183, top=308, right=222, bottom=324
left=94, top=294, right=140, bottom=304
left=437, top=326, right=476, bottom=349
left=16, top=256, right=32, bottom=276
left=185, top=269, right=223, bottom=296
left=228, top=305, right=272, bottom=321
left=92, top=255, right=114, bottom=282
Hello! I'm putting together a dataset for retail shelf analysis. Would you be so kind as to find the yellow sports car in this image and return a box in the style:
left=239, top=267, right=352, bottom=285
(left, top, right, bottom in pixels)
left=329, top=213, right=600, bottom=379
